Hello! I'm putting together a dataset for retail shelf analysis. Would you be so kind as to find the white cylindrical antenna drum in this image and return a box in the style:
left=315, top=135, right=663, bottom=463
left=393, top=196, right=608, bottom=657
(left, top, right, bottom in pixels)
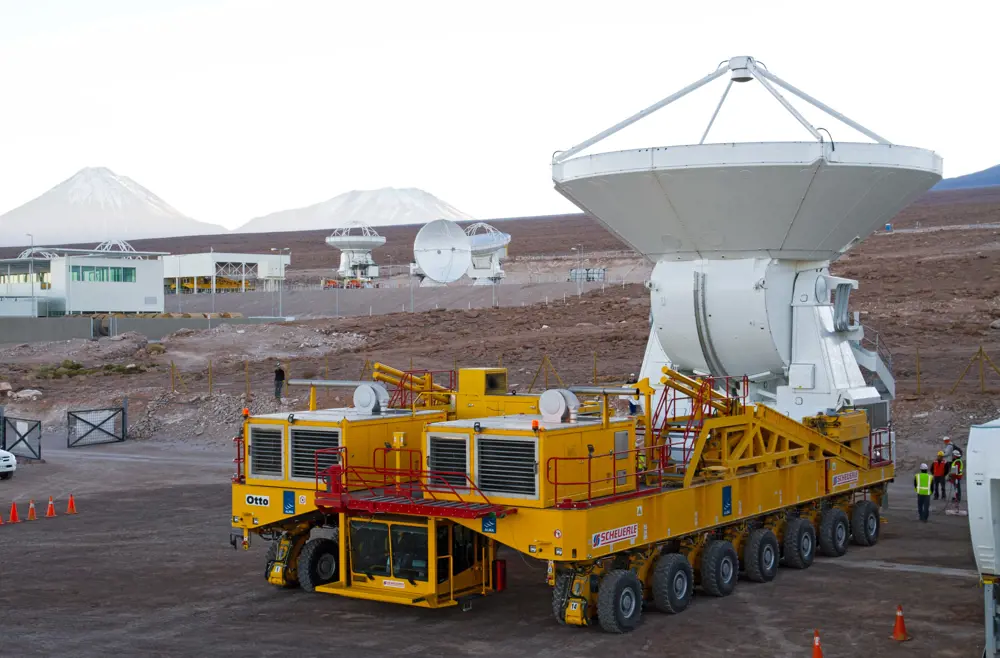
left=325, top=221, right=386, bottom=281
left=413, top=218, right=473, bottom=284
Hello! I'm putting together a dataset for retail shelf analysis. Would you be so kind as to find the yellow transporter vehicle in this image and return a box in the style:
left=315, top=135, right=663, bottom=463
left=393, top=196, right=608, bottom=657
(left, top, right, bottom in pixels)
left=232, top=364, right=894, bottom=632
left=231, top=365, right=577, bottom=590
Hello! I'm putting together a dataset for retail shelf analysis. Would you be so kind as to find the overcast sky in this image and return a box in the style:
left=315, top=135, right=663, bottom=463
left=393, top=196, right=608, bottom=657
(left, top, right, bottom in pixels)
left=1, top=0, right=996, bottom=229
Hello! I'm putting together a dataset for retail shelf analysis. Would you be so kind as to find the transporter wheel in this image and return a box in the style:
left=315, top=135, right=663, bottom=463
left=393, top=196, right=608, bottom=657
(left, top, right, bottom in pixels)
left=264, top=541, right=299, bottom=588
left=851, top=500, right=881, bottom=547
left=782, top=518, right=816, bottom=569
left=743, top=528, right=779, bottom=583
left=819, top=508, right=850, bottom=557
left=298, top=538, right=340, bottom=592
left=0, top=472, right=12, bottom=480
left=551, top=570, right=574, bottom=625
left=596, top=569, right=643, bottom=633
left=652, top=552, right=693, bottom=614
left=700, top=540, right=738, bottom=597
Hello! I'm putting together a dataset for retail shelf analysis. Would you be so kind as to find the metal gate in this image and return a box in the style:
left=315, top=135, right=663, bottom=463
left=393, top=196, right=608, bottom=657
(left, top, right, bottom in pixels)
left=0, top=408, right=42, bottom=460
left=67, top=399, right=128, bottom=448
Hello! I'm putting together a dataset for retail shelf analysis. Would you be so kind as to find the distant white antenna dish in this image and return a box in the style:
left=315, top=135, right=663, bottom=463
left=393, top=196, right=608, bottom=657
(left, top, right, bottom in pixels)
left=413, top=219, right=473, bottom=284
left=464, top=222, right=511, bottom=285
left=325, top=221, right=386, bottom=282
left=412, top=219, right=512, bottom=285
left=94, top=239, right=144, bottom=259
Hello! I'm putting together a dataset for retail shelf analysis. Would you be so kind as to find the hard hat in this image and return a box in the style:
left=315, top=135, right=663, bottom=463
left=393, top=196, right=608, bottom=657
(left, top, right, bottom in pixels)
left=937, top=451, right=944, bottom=457
left=943, top=436, right=950, bottom=443
left=953, top=449, right=962, bottom=457
left=920, top=463, right=929, bottom=470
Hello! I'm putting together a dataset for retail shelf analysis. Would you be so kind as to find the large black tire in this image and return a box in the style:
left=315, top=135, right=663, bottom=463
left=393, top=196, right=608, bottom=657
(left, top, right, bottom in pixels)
left=0, top=472, right=12, bottom=480
left=851, top=500, right=881, bottom=546
left=264, top=541, right=299, bottom=588
left=743, top=528, right=779, bottom=583
left=551, top=570, right=574, bottom=625
left=818, top=508, right=850, bottom=557
left=652, top=553, right=693, bottom=614
left=700, top=540, right=738, bottom=597
left=783, top=518, right=816, bottom=569
left=596, top=570, right=643, bottom=633
left=298, top=538, right=340, bottom=592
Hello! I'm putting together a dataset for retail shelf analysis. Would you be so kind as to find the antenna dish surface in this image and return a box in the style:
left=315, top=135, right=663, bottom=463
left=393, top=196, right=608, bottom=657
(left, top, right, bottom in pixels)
left=551, top=57, right=943, bottom=262
left=325, top=221, right=387, bottom=251
left=413, top=219, right=472, bottom=283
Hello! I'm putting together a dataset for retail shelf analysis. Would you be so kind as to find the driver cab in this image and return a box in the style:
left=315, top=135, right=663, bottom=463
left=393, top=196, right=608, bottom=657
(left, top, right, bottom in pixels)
left=329, top=516, right=494, bottom=607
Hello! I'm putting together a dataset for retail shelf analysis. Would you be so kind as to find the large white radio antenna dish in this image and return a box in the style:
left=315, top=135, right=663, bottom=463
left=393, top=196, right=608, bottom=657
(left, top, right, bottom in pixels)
left=413, top=219, right=473, bottom=284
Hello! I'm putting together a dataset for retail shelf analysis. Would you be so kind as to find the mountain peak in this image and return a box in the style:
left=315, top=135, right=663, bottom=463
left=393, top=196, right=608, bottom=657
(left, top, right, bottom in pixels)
left=0, top=167, right=226, bottom=247
left=237, top=187, right=473, bottom=234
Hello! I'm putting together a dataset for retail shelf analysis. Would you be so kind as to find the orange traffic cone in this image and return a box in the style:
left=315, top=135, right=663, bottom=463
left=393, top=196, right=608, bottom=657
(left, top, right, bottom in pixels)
left=812, top=630, right=824, bottom=658
left=45, top=496, right=56, bottom=518
left=0, top=508, right=4, bottom=525
left=66, top=494, right=78, bottom=515
left=27, top=500, right=37, bottom=521
left=8, top=501, right=20, bottom=523
left=890, top=605, right=911, bottom=641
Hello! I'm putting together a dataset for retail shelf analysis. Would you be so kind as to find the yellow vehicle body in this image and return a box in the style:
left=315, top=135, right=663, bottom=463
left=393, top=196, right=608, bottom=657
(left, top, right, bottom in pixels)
left=231, top=364, right=895, bottom=632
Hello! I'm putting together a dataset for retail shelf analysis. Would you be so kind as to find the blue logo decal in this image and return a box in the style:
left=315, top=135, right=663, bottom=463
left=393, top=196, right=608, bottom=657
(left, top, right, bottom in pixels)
left=722, top=485, right=732, bottom=517
left=283, top=490, right=295, bottom=515
left=482, top=514, right=497, bottom=534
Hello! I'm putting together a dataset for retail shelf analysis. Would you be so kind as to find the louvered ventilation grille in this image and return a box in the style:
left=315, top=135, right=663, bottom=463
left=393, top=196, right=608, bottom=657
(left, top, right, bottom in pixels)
left=250, top=427, right=282, bottom=476
left=291, top=428, right=340, bottom=479
left=427, top=436, right=468, bottom=488
left=477, top=438, right=536, bottom=497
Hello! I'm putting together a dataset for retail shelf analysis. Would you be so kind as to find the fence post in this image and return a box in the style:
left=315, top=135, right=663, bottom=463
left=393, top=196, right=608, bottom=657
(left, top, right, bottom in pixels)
left=170, top=361, right=176, bottom=393
left=123, top=396, right=129, bottom=440
left=0, top=405, right=5, bottom=450
left=981, top=345, right=987, bottom=393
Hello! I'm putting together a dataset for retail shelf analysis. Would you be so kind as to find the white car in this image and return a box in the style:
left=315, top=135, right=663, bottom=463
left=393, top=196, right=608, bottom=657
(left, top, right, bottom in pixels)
left=0, top=448, right=15, bottom=480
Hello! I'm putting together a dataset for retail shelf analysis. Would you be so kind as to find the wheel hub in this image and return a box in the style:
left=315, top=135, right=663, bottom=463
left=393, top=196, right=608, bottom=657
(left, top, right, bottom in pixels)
left=721, top=557, right=734, bottom=582
left=673, top=571, right=688, bottom=599
left=762, top=545, right=775, bottom=570
left=317, top=553, right=337, bottom=580
left=867, top=513, right=877, bottom=536
left=835, top=522, right=847, bottom=545
left=801, top=533, right=813, bottom=557
left=619, top=588, right=636, bottom=617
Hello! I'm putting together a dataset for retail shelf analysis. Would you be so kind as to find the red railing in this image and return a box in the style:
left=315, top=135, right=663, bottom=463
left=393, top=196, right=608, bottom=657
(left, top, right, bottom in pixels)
left=546, top=444, right=676, bottom=509
left=387, top=369, right=456, bottom=409
left=314, top=446, right=497, bottom=509
left=869, top=426, right=894, bottom=467
left=232, top=434, right=245, bottom=484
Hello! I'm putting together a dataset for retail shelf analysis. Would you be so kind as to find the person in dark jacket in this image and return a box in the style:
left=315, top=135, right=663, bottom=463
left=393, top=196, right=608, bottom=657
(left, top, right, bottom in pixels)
left=274, top=362, right=285, bottom=400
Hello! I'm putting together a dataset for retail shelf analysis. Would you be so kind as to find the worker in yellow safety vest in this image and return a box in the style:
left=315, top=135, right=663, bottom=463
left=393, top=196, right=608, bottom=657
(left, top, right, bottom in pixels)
left=914, top=463, right=932, bottom=522
left=950, top=449, right=965, bottom=503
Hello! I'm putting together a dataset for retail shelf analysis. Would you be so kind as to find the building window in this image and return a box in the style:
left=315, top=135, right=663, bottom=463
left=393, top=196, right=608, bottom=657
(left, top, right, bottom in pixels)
left=70, top=265, right=136, bottom=282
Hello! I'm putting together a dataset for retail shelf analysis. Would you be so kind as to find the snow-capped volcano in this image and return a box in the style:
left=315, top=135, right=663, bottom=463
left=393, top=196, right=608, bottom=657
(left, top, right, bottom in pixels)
left=0, top=167, right=226, bottom=247
left=236, top=187, right=474, bottom=233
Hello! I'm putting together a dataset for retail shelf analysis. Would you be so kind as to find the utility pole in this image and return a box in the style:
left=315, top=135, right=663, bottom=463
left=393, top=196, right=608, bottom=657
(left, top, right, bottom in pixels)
left=572, top=243, right=582, bottom=297
left=271, top=247, right=290, bottom=318
left=26, top=233, right=35, bottom=316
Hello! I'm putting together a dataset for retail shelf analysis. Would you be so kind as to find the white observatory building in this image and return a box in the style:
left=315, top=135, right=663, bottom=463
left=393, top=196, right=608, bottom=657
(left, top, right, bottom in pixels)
left=552, top=55, right=942, bottom=425
left=412, top=219, right=511, bottom=286
left=325, top=222, right=386, bottom=284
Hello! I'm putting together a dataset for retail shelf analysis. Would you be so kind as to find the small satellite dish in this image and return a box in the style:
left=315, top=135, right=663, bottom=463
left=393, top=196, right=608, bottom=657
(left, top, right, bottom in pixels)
left=413, top=219, right=473, bottom=284
left=353, top=383, right=390, bottom=414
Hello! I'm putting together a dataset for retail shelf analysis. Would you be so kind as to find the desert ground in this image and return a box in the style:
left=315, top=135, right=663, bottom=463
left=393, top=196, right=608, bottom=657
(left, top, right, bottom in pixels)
left=1, top=188, right=998, bottom=655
